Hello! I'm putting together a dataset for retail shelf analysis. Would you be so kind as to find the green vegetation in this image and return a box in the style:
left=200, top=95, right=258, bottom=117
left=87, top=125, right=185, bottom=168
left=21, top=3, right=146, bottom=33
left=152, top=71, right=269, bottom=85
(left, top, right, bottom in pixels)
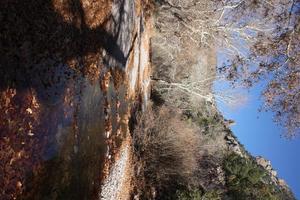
left=173, top=153, right=290, bottom=200
left=176, top=189, right=222, bottom=200
left=132, top=101, right=294, bottom=199
left=176, top=189, right=202, bottom=200
left=145, top=0, right=298, bottom=198
left=183, top=109, right=222, bottom=137
left=223, top=153, right=284, bottom=200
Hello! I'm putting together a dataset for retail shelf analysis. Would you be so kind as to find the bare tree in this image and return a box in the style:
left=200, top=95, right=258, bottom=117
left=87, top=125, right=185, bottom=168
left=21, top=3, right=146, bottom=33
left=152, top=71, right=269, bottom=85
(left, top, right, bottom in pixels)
left=218, top=0, right=300, bottom=137
left=154, top=75, right=247, bottom=109
left=152, top=0, right=300, bottom=136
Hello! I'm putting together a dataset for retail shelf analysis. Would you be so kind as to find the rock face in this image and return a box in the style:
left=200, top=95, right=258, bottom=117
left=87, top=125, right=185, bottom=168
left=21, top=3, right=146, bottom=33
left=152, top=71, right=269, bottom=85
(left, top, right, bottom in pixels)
left=224, top=136, right=294, bottom=197
left=256, top=156, right=272, bottom=169
left=256, top=156, right=287, bottom=187
left=256, top=156, right=277, bottom=182
left=255, top=156, right=295, bottom=198
left=225, top=134, right=244, bottom=157
left=99, top=0, right=152, bottom=199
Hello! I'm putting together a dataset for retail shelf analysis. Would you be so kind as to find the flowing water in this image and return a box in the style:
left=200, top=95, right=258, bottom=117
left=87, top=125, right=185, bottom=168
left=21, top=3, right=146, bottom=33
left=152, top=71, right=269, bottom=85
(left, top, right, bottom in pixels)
left=0, top=63, right=132, bottom=199
left=0, top=0, right=151, bottom=199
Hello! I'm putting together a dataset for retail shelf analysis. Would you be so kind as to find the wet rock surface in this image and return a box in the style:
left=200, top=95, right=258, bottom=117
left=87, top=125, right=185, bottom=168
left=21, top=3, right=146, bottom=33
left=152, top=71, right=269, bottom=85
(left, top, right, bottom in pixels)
left=0, top=0, right=151, bottom=199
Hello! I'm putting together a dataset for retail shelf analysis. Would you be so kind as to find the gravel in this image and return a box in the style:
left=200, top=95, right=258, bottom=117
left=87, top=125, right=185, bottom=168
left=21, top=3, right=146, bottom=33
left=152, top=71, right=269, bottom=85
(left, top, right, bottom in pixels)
left=99, top=144, right=130, bottom=200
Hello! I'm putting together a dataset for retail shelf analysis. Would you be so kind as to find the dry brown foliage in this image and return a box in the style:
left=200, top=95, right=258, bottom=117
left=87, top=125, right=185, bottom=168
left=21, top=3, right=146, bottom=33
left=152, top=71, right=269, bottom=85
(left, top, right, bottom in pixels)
left=0, top=89, right=43, bottom=200
left=132, top=105, right=201, bottom=198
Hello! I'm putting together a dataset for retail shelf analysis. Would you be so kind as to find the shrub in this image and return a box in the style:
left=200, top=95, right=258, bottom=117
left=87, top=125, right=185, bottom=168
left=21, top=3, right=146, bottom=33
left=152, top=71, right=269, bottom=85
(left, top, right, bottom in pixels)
left=202, top=190, right=222, bottom=200
left=176, top=189, right=222, bottom=200
left=133, top=105, right=201, bottom=198
left=176, top=189, right=202, bottom=200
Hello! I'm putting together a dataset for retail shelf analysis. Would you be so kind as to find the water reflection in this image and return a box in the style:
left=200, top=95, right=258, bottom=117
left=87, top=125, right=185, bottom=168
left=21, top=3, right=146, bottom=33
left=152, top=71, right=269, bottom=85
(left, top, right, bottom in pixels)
left=0, top=0, right=133, bottom=199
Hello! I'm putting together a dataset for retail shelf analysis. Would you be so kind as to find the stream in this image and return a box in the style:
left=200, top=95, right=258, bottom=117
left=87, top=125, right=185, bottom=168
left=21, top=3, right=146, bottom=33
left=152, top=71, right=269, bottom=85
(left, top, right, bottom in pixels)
left=0, top=0, right=151, bottom=199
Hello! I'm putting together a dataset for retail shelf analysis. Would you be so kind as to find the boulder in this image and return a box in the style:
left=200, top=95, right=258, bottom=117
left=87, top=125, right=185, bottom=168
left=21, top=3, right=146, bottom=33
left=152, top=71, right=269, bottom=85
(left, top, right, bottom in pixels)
left=256, top=156, right=271, bottom=168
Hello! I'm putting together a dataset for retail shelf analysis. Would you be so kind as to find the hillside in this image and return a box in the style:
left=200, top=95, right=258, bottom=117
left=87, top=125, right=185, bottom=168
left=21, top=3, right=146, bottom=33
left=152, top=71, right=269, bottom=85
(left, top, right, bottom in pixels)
left=128, top=0, right=296, bottom=199
left=0, top=0, right=297, bottom=200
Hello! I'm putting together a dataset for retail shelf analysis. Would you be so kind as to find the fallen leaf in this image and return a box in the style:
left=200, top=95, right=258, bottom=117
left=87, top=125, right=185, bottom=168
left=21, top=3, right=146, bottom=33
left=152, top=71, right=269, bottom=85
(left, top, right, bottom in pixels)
left=28, top=130, right=34, bottom=136
left=26, top=108, right=33, bottom=114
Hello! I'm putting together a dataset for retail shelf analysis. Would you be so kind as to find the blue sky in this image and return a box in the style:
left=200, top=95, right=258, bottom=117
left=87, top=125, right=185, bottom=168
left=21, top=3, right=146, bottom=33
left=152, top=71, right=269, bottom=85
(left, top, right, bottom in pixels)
left=215, top=81, right=300, bottom=199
